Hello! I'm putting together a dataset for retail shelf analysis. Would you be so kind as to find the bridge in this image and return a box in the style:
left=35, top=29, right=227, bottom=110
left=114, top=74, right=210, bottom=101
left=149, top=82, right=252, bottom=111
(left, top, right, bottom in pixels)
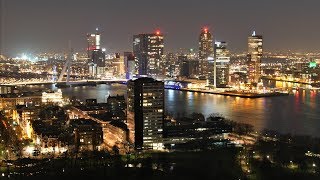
left=1, top=48, right=204, bottom=87
left=1, top=79, right=128, bottom=86
left=1, top=48, right=206, bottom=87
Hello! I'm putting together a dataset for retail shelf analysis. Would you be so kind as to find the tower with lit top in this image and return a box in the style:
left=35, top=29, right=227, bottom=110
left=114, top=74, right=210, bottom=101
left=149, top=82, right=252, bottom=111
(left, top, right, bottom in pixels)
left=87, top=28, right=101, bottom=58
left=247, top=31, right=263, bottom=83
left=87, top=28, right=105, bottom=77
left=198, top=27, right=214, bottom=78
left=133, top=30, right=164, bottom=76
left=212, top=41, right=230, bottom=87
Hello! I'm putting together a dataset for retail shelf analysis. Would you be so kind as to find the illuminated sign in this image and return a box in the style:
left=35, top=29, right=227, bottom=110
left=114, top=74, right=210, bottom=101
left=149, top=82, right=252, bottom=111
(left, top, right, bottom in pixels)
left=309, top=62, right=317, bottom=68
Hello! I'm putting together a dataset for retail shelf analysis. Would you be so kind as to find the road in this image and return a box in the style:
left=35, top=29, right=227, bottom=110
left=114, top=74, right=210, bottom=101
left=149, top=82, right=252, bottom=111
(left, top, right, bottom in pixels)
left=68, top=106, right=108, bottom=125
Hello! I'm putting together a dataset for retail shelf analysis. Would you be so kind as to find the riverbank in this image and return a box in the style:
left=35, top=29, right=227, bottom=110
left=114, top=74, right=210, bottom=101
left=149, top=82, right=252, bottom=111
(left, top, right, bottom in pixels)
left=167, top=88, right=290, bottom=98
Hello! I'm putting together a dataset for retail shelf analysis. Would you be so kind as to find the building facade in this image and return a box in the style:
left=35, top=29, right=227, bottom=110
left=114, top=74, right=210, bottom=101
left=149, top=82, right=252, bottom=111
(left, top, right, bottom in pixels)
left=110, top=53, right=125, bottom=77
left=124, top=52, right=135, bottom=79
left=87, top=32, right=100, bottom=56
left=42, top=89, right=63, bottom=104
left=164, top=53, right=178, bottom=77
left=127, top=78, right=164, bottom=150
left=211, top=41, right=230, bottom=87
left=247, top=31, right=263, bottom=83
left=198, top=28, right=214, bottom=78
left=87, top=29, right=105, bottom=77
left=133, top=32, right=164, bottom=76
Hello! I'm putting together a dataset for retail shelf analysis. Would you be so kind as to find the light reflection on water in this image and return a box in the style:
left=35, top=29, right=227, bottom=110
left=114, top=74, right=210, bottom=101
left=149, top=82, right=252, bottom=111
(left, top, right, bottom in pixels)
left=22, top=83, right=320, bottom=137
left=165, top=87, right=320, bottom=137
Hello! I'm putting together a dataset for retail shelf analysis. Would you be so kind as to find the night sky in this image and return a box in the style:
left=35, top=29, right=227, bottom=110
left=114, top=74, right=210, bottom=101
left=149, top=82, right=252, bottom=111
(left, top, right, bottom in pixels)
left=1, top=0, right=320, bottom=56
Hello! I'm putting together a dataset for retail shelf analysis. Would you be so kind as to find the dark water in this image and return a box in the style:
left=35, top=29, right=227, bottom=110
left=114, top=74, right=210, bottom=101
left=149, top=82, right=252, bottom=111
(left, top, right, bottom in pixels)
left=24, top=83, right=320, bottom=137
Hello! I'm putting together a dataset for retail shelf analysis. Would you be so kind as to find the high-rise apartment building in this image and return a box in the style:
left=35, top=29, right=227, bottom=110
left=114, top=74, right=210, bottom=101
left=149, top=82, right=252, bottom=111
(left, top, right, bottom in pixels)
left=87, top=29, right=101, bottom=58
left=127, top=77, right=164, bottom=150
left=110, top=53, right=125, bottom=76
left=211, top=41, right=230, bottom=87
left=247, top=31, right=263, bottom=83
left=198, top=27, right=214, bottom=78
left=87, top=29, right=105, bottom=77
left=91, top=49, right=105, bottom=76
left=164, top=53, right=178, bottom=77
left=133, top=31, right=164, bottom=76
left=124, top=52, right=135, bottom=79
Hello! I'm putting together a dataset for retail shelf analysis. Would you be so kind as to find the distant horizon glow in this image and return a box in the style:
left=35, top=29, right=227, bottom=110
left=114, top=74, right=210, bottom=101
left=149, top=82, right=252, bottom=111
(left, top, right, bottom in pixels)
left=2, top=0, right=320, bottom=56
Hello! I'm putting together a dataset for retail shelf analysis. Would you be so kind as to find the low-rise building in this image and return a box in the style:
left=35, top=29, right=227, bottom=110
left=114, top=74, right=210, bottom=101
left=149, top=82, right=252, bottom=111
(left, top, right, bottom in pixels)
left=163, top=118, right=232, bottom=149
left=103, top=120, right=129, bottom=150
left=70, top=119, right=103, bottom=151
left=42, top=89, right=63, bottom=104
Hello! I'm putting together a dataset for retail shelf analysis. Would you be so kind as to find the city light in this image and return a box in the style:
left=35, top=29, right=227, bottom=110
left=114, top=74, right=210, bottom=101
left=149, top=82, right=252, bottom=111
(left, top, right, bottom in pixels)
left=1, top=1, right=320, bottom=179
left=21, top=54, right=28, bottom=60
left=203, top=27, right=208, bottom=33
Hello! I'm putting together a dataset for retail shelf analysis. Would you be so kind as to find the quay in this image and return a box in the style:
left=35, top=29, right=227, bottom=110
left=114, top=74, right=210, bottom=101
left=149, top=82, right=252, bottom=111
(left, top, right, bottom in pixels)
left=168, top=88, right=289, bottom=98
left=261, top=76, right=311, bottom=85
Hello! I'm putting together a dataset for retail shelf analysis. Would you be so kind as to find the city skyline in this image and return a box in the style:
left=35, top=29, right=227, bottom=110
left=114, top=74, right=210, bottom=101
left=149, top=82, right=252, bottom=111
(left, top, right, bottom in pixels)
left=1, top=1, right=320, bottom=179
left=1, top=0, right=320, bottom=56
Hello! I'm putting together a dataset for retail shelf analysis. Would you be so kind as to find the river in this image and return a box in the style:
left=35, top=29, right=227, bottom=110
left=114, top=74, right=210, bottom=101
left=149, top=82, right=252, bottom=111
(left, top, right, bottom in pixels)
left=23, top=81, right=320, bottom=137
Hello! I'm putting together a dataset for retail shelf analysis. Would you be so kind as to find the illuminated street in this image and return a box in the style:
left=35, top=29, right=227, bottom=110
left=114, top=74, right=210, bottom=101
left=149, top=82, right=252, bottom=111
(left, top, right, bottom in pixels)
left=1, top=0, right=320, bottom=179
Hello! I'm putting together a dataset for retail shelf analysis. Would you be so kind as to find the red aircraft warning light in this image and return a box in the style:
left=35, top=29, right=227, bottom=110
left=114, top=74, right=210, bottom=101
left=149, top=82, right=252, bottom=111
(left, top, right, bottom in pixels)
left=203, top=27, right=208, bottom=33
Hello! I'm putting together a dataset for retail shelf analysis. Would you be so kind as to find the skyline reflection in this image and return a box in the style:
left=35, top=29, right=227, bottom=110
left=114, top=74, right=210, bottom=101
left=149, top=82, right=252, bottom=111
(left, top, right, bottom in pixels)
left=20, top=83, right=320, bottom=137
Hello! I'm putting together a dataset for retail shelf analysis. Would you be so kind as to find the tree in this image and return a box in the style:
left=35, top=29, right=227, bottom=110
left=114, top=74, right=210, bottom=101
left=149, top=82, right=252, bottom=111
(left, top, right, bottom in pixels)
left=190, top=112, right=205, bottom=122
left=207, top=113, right=225, bottom=121
left=112, top=145, right=120, bottom=155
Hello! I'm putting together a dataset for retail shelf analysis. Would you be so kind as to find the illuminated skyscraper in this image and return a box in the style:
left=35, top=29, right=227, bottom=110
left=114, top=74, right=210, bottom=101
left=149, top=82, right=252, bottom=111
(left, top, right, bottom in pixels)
left=198, top=27, right=214, bottom=78
left=91, top=49, right=106, bottom=76
left=87, top=28, right=105, bottom=77
left=211, top=41, right=230, bottom=87
left=133, top=31, right=164, bottom=76
left=127, top=77, right=164, bottom=150
left=87, top=28, right=101, bottom=57
left=124, top=52, right=135, bottom=79
left=164, top=53, right=179, bottom=77
left=247, top=31, right=263, bottom=83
